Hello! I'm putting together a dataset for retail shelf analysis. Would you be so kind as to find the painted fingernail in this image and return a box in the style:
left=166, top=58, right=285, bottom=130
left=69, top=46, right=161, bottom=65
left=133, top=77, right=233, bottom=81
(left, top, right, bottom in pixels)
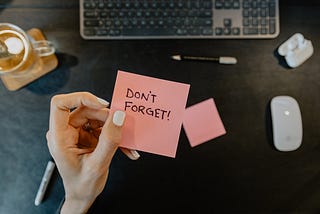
left=130, top=150, right=140, bottom=159
left=113, top=111, right=126, bottom=126
left=97, top=97, right=109, bottom=106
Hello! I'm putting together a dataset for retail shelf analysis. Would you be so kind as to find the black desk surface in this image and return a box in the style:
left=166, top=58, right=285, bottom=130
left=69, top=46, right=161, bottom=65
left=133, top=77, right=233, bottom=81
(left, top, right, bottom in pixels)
left=0, top=1, right=320, bottom=213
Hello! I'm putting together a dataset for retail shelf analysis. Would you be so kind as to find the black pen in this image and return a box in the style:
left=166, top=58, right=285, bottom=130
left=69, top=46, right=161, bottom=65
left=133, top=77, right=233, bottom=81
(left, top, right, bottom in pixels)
left=171, top=54, right=237, bottom=64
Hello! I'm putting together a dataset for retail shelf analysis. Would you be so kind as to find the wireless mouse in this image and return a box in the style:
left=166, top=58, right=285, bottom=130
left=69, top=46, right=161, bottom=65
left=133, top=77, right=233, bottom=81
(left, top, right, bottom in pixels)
left=270, top=96, right=303, bottom=151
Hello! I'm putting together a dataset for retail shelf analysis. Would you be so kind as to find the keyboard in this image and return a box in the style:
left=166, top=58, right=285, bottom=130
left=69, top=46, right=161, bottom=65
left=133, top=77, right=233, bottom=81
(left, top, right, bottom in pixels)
left=80, top=0, right=280, bottom=39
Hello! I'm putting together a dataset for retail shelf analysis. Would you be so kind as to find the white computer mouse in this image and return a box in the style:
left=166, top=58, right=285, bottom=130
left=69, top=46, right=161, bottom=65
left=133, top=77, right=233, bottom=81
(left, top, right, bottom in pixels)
left=270, top=96, right=303, bottom=151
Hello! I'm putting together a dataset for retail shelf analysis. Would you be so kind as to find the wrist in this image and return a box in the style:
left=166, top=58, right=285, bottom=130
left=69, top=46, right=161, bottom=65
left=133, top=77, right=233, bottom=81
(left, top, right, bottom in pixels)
left=61, top=196, right=95, bottom=214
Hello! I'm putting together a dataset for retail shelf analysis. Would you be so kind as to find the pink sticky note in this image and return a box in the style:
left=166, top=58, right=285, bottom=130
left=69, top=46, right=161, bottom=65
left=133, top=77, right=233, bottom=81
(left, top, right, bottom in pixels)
left=183, top=98, right=226, bottom=147
left=111, top=70, right=190, bottom=158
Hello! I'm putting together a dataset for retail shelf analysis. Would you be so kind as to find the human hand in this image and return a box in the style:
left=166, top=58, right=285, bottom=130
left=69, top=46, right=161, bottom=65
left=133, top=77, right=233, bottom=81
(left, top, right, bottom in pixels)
left=46, top=92, right=139, bottom=213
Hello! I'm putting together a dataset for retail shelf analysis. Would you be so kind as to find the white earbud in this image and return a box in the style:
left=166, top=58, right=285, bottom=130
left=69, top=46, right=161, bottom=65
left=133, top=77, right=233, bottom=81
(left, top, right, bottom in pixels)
left=278, top=33, right=313, bottom=68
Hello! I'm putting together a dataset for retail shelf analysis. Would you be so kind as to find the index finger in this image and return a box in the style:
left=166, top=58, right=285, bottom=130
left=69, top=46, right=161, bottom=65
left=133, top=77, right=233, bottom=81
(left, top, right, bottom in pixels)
left=49, top=92, right=109, bottom=130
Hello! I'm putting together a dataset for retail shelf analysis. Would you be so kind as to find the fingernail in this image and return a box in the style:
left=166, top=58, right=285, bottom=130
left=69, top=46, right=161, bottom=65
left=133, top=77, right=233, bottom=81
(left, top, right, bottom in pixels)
left=113, top=111, right=126, bottom=126
left=130, top=150, right=140, bottom=159
left=97, top=97, right=109, bottom=106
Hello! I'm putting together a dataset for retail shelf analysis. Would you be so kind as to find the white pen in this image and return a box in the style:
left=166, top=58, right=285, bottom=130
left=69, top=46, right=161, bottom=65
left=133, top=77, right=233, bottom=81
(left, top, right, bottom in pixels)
left=171, top=54, right=237, bottom=64
left=34, top=160, right=55, bottom=206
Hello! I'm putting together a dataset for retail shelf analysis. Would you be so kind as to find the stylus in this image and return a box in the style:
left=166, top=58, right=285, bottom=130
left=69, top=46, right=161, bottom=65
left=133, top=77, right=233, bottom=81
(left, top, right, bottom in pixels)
left=34, top=160, right=55, bottom=206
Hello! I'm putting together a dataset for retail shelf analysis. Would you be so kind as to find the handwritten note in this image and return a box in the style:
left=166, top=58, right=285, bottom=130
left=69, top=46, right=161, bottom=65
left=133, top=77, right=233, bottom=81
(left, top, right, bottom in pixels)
left=111, top=70, right=190, bottom=158
left=183, top=98, right=226, bottom=147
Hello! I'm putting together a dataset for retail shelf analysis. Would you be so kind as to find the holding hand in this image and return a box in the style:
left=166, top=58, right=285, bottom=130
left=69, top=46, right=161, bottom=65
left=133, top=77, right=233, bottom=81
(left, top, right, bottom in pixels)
left=46, top=92, right=139, bottom=213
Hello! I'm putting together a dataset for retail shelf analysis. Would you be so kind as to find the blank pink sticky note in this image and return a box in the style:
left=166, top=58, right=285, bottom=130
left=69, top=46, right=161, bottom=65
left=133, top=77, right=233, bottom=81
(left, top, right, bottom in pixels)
left=111, top=70, right=190, bottom=158
left=183, top=98, right=226, bottom=147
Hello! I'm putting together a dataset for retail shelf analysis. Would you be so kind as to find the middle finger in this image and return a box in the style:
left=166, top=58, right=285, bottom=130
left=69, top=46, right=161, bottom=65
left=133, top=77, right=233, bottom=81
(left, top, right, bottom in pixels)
left=69, top=106, right=109, bottom=128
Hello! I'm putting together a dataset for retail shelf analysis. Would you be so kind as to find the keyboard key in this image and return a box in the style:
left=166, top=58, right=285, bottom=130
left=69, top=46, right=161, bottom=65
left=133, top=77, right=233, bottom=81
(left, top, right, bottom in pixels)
left=84, top=20, right=100, bottom=27
left=269, top=1, right=276, bottom=17
left=269, top=19, right=276, bottom=34
left=215, top=27, right=223, bottom=35
left=202, top=28, right=214, bottom=35
left=188, top=28, right=201, bottom=35
left=233, top=0, right=240, bottom=9
left=83, top=2, right=95, bottom=9
left=224, top=0, right=232, bottom=9
left=83, top=28, right=95, bottom=36
left=260, top=18, right=268, bottom=26
left=215, top=0, right=223, bottom=9
left=84, top=11, right=98, bottom=18
left=243, top=27, right=259, bottom=35
left=177, top=28, right=188, bottom=35
left=252, top=18, right=259, bottom=26
left=232, top=27, right=240, bottom=35
left=122, top=28, right=176, bottom=36
left=96, top=29, right=108, bottom=36
left=223, top=28, right=231, bottom=35
left=260, top=28, right=268, bottom=34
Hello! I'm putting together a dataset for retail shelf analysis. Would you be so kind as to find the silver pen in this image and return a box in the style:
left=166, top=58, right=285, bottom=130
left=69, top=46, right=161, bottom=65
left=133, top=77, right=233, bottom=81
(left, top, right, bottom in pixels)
left=34, top=160, right=55, bottom=206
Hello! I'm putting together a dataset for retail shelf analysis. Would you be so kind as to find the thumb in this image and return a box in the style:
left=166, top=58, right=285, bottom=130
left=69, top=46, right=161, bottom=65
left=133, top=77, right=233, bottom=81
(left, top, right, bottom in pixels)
left=92, top=110, right=126, bottom=165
